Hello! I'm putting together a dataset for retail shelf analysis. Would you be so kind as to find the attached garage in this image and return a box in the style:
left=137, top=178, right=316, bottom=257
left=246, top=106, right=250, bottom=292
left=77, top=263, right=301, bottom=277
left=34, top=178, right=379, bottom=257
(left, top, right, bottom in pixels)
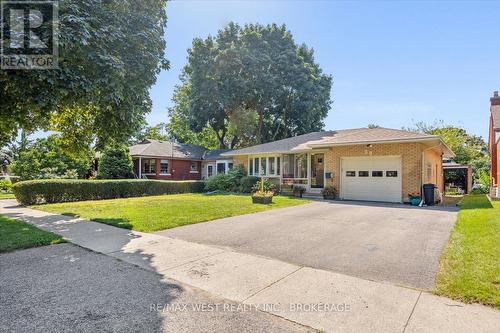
left=340, top=156, right=402, bottom=203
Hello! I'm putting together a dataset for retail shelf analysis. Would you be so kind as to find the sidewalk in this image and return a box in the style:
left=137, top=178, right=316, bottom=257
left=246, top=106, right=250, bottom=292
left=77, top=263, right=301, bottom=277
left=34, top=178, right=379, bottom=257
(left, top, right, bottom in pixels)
left=1, top=199, right=498, bottom=333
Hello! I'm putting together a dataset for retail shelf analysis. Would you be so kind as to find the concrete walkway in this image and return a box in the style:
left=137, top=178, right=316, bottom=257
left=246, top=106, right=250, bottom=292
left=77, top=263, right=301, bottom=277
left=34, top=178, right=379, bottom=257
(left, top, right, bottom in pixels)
left=1, top=199, right=498, bottom=333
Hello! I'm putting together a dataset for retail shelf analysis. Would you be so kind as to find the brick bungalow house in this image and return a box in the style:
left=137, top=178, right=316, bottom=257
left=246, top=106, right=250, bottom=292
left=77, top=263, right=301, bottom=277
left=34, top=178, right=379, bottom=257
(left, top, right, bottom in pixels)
left=489, top=91, right=500, bottom=198
left=129, top=139, right=233, bottom=180
left=223, top=127, right=453, bottom=203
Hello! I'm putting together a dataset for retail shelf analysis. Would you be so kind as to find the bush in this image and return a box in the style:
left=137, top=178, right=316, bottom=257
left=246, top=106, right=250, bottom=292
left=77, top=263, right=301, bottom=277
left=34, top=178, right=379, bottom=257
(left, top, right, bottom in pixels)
left=205, top=164, right=247, bottom=192
left=12, top=179, right=205, bottom=205
left=204, top=174, right=233, bottom=192
left=0, top=179, right=13, bottom=193
left=98, top=145, right=134, bottom=179
left=239, top=176, right=259, bottom=193
left=227, top=165, right=246, bottom=191
left=471, top=187, right=488, bottom=195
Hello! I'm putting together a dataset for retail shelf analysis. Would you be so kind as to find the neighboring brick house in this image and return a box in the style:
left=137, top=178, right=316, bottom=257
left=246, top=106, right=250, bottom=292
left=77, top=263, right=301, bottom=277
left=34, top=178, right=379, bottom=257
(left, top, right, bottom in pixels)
left=489, top=91, right=500, bottom=198
left=129, top=140, right=234, bottom=181
left=224, top=127, right=453, bottom=203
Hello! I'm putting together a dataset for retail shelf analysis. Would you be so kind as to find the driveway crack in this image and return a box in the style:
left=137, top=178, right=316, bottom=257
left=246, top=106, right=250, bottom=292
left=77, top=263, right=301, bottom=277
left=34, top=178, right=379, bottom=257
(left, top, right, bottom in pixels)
left=241, top=266, right=304, bottom=303
left=402, top=291, right=422, bottom=333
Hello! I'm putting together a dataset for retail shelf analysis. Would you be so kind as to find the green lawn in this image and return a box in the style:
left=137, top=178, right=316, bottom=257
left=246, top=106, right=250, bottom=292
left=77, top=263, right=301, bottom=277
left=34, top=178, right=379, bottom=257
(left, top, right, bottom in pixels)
left=32, top=193, right=310, bottom=232
left=0, top=192, right=15, bottom=199
left=435, top=195, right=500, bottom=308
left=0, top=215, right=65, bottom=252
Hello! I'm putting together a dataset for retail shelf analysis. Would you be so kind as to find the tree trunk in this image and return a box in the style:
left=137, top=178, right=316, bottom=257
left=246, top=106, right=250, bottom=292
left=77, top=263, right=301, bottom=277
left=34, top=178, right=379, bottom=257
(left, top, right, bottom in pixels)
left=211, top=124, right=227, bottom=149
left=230, top=135, right=238, bottom=149
left=257, top=107, right=264, bottom=144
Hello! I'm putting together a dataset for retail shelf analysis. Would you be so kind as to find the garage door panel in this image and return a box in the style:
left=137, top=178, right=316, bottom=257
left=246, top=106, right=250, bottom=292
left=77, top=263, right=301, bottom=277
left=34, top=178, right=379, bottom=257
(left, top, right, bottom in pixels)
left=341, top=156, right=402, bottom=203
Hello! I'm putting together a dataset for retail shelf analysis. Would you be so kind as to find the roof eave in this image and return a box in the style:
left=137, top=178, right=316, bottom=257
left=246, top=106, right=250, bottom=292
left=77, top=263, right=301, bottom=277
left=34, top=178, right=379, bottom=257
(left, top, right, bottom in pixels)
left=307, top=136, right=442, bottom=148
left=130, top=154, right=203, bottom=161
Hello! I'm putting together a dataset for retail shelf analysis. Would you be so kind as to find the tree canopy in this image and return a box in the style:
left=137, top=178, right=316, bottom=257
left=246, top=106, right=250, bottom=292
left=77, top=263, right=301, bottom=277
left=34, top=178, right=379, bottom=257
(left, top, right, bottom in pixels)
left=10, top=135, right=93, bottom=180
left=0, top=0, right=169, bottom=149
left=168, top=23, right=332, bottom=149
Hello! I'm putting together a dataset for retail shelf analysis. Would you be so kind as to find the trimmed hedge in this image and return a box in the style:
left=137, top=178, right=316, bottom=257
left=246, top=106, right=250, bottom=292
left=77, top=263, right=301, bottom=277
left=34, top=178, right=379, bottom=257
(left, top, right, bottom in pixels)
left=13, top=179, right=205, bottom=205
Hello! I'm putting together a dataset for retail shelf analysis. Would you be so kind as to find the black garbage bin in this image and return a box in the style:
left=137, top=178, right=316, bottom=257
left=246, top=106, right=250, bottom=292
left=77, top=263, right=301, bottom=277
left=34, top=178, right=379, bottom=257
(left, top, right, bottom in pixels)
left=423, top=184, right=436, bottom=206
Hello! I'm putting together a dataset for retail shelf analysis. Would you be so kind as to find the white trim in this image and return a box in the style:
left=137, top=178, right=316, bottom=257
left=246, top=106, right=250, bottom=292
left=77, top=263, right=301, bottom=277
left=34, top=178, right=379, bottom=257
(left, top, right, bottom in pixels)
left=159, top=173, right=171, bottom=176
left=138, top=157, right=142, bottom=178
left=189, top=171, right=199, bottom=174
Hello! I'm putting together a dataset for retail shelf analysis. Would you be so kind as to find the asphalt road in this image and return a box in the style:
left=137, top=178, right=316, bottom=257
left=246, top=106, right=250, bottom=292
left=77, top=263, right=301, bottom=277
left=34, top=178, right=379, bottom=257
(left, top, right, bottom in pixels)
left=157, top=200, right=458, bottom=289
left=0, top=243, right=312, bottom=333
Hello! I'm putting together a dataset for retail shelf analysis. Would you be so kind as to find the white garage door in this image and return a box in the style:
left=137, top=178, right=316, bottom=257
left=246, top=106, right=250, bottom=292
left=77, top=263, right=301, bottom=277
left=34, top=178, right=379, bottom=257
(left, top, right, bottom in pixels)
left=341, top=156, right=402, bottom=203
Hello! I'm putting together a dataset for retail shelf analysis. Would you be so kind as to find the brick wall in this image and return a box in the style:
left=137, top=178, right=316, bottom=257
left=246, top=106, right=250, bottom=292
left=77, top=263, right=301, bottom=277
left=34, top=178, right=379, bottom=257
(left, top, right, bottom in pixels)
left=324, top=143, right=424, bottom=202
left=149, top=159, right=202, bottom=181
left=423, top=148, right=444, bottom=192
left=228, top=142, right=445, bottom=202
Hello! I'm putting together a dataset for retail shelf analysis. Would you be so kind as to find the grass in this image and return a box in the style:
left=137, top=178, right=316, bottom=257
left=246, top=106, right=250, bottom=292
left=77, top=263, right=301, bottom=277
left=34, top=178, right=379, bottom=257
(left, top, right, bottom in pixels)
left=0, top=192, right=15, bottom=199
left=435, top=195, right=500, bottom=308
left=31, top=193, right=310, bottom=232
left=0, top=215, right=65, bottom=252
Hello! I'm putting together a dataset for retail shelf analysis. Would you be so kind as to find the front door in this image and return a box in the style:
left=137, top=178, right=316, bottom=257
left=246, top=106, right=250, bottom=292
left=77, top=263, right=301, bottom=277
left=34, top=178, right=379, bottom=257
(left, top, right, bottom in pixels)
left=310, top=153, right=325, bottom=189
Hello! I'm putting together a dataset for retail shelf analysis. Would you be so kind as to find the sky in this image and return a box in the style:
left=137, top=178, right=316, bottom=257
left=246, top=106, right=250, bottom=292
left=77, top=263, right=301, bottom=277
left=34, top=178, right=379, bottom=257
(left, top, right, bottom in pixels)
left=148, top=0, right=500, bottom=140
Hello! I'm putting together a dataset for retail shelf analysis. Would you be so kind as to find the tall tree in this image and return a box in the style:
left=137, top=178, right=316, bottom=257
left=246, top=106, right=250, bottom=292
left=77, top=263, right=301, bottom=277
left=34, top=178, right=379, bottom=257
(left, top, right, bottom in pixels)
left=0, top=0, right=169, bottom=149
left=169, top=23, right=332, bottom=149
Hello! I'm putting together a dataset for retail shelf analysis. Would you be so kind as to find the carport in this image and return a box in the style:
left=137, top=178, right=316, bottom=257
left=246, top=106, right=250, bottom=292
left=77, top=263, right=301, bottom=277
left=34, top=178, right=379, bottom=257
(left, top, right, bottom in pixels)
left=443, top=162, right=472, bottom=194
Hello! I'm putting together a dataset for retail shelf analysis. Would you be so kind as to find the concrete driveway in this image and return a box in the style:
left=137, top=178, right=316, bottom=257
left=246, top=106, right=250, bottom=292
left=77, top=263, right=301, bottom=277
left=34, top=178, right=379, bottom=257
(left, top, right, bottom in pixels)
left=157, top=201, right=458, bottom=289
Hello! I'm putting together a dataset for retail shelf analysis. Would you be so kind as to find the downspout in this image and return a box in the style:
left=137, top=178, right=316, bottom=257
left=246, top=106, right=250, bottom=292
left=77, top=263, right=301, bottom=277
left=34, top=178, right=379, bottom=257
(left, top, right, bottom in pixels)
left=420, top=143, right=442, bottom=206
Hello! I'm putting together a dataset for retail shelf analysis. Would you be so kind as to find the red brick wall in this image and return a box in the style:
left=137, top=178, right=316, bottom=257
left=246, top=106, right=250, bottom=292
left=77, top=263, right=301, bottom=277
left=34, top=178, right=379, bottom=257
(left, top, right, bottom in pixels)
left=146, top=159, right=202, bottom=181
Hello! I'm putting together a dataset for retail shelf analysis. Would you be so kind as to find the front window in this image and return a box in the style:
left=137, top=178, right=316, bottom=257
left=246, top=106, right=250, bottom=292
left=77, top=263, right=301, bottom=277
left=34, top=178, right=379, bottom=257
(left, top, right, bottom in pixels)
left=160, top=160, right=169, bottom=174
left=217, top=163, right=226, bottom=174
left=269, top=157, right=275, bottom=175
left=228, top=163, right=233, bottom=170
left=249, top=158, right=254, bottom=175
left=191, top=162, right=198, bottom=172
left=283, top=154, right=294, bottom=178
left=207, top=165, right=213, bottom=178
left=142, top=159, right=157, bottom=174
left=260, top=158, right=267, bottom=176
left=295, top=154, right=307, bottom=178
left=254, top=158, right=259, bottom=176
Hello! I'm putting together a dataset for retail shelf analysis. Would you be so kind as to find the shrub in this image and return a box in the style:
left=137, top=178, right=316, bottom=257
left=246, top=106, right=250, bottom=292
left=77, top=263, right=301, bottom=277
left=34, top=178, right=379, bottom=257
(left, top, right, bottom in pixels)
left=321, top=186, right=337, bottom=198
left=12, top=179, right=205, bottom=205
left=205, top=164, right=247, bottom=192
left=98, top=145, right=134, bottom=179
left=239, top=176, right=259, bottom=193
left=471, top=187, right=488, bottom=195
left=0, top=179, right=12, bottom=193
left=204, top=174, right=233, bottom=192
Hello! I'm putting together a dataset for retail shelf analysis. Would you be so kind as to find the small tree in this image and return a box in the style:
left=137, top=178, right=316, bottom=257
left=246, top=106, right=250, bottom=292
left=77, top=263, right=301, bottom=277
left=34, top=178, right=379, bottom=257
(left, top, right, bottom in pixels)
left=98, top=146, right=134, bottom=179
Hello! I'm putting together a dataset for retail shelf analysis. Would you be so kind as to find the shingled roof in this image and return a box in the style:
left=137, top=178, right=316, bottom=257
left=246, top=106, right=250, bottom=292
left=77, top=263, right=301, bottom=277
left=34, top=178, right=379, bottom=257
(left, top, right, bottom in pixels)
left=223, top=127, right=441, bottom=156
left=129, top=140, right=207, bottom=160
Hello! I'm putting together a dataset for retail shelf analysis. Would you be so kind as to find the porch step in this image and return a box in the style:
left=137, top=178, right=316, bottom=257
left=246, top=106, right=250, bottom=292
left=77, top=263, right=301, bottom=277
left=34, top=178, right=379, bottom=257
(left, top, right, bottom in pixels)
left=302, top=192, right=323, bottom=199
